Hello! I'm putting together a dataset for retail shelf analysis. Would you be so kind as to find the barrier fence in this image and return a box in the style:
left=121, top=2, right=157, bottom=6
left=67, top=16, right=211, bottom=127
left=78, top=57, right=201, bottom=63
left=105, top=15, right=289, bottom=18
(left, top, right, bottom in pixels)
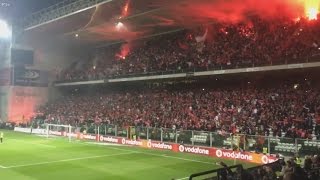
left=15, top=123, right=320, bottom=158
left=14, top=125, right=280, bottom=165
left=91, top=124, right=320, bottom=157
left=189, top=164, right=243, bottom=180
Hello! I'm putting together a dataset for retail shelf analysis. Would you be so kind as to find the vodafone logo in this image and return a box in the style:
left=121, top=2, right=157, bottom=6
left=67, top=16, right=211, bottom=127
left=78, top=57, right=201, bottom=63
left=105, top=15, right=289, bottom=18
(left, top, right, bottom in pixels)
left=216, top=149, right=223, bottom=157
left=261, top=155, right=276, bottom=164
left=83, top=134, right=96, bottom=140
left=178, top=145, right=209, bottom=155
left=179, top=145, right=185, bottom=152
left=261, top=155, right=268, bottom=164
left=147, top=141, right=173, bottom=150
left=101, top=136, right=118, bottom=143
left=120, top=138, right=142, bottom=146
left=214, top=150, right=253, bottom=161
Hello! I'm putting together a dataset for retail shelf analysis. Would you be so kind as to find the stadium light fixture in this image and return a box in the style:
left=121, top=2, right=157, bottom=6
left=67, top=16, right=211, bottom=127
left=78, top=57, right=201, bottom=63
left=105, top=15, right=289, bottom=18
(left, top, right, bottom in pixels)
left=0, top=19, right=11, bottom=39
left=116, top=22, right=124, bottom=30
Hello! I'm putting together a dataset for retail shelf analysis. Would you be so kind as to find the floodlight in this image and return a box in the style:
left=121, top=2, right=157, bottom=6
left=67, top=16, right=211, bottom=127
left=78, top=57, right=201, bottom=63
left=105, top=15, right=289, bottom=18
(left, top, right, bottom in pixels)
left=116, top=22, right=124, bottom=30
left=0, top=19, right=11, bottom=39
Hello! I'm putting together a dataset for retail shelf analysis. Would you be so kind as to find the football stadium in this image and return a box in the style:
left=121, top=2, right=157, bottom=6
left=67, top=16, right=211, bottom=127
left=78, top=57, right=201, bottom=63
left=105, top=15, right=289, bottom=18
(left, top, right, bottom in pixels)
left=1, top=0, right=320, bottom=179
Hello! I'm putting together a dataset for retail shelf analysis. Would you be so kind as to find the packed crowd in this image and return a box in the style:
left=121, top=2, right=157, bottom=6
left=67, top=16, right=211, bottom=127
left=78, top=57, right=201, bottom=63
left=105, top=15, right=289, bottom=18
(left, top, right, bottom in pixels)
left=218, top=155, right=320, bottom=180
left=58, top=15, right=320, bottom=81
left=38, top=78, right=320, bottom=139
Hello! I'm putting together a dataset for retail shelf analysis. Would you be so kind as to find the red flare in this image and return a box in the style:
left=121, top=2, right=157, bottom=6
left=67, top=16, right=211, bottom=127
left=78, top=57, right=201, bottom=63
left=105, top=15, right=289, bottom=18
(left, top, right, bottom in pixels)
left=121, top=0, right=130, bottom=18
left=116, top=43, right=130, bottom=60
left=303, top=0, right=320, bottom=20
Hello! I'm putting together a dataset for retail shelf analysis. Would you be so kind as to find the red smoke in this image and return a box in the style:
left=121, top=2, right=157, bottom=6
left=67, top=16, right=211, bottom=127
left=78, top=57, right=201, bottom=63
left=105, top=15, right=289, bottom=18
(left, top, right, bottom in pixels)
left=154, top=0, right=308, bottom=26
left=121, top=0, right=130, bottom=18
left=8, top=87, right=48, bottom=123
left=115, top=43, right=131, bottom=60
left=85, top=21, right=145, bottom=41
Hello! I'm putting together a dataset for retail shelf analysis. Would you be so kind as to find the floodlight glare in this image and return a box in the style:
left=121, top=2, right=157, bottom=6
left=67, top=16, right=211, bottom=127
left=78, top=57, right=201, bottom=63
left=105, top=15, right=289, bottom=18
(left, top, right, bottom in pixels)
left=116, top=22, right=124, bottom=30
left=0, top=19, right=11, bottom=39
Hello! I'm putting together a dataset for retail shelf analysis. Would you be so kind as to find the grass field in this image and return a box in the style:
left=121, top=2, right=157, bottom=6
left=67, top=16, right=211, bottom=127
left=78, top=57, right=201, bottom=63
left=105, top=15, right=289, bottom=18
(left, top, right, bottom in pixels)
left=0, top=130, right=255, bottom=180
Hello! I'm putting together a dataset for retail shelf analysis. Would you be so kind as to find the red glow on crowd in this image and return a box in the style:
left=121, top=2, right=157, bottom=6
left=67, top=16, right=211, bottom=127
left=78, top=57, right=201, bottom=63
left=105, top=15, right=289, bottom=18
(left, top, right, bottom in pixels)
left=116, top=43, right=130, bottom=60
left=8, top=87, right=47, bottom=123
left=155, top=0, right=306, bottom=26
left=142, top=15, right=175, bottom=27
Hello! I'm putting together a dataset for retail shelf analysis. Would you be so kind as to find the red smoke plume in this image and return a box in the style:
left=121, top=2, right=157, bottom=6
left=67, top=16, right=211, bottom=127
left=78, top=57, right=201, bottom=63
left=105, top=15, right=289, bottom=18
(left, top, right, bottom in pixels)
left=121, top=0, right=130, bottom=18
left=116, top=43, right=131, bottom=60
left=154, top=0, right=313, bottom=26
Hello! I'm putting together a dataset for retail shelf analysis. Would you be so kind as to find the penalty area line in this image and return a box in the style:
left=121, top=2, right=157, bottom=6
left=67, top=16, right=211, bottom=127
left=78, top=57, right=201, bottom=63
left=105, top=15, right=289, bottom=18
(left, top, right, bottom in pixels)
left=4, top=151, right=138, bottom=169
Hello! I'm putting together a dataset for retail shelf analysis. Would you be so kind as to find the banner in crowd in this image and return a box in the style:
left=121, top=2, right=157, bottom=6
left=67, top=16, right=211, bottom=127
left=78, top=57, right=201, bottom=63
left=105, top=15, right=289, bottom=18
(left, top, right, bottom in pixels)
left=13, top=67, right=48, bottom=87
left=14, top=127, right=277, bottom=165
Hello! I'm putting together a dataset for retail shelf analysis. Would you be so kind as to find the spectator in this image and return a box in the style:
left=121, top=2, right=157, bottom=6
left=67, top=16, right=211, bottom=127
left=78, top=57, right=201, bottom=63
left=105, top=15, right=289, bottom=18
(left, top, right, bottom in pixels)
left=38, top=76, right=320, bottom=139
left=57, top=16, right=320, bottom=82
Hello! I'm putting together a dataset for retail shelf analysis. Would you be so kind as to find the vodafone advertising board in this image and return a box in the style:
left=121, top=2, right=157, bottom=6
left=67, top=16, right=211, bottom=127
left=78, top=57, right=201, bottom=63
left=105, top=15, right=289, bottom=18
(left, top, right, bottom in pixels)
left=15, top=127, right=277, bottom=165
left=178, top=144, right=211, bottom=155
left=147, top=140, right=173, bottom=150
left=49, top=131, right=63, bottom=136
left=80, top=134, right=97, bottom=140
left=120, top=138, right=143, bottom=146
left=214, top=149, right=277, bottom=164
left=215, top=149, right=253, bottom=161
left=99, top=135, right=119, bottom=143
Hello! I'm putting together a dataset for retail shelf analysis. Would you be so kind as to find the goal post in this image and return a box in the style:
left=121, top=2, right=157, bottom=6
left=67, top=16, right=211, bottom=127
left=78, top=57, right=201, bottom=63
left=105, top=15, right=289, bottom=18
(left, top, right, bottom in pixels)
left=46, top=124, right=73, bottom=142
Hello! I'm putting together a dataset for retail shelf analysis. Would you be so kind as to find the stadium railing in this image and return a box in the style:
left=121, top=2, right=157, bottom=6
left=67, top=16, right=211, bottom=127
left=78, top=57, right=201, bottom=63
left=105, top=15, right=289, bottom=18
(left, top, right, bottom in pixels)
left=54, top=54, right=320, bottom=83
left=188, top=164, right=243, bottom=180
left=99, top=124, right=320, bottom=157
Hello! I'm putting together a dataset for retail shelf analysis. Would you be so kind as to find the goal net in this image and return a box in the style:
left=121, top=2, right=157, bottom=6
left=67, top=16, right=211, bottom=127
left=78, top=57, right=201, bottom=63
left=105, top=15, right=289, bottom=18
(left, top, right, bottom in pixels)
left=45, top=124, right=76, bottom=142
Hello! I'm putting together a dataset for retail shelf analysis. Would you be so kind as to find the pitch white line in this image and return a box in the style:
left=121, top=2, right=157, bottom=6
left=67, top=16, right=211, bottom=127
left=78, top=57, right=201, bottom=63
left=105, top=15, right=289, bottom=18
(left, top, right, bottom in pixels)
left=86, top=142, right=125, bottom=147
left=158, top=154, right=214, bottom=165
left=82, top=142, right=216, bottom=165
left=175, top=177, right=189, bottom=180
left=3, top=152, right=137, bottom=169
left=0, top=165, right=7, bottom=169
left=107, top=147, right=215, bottom=165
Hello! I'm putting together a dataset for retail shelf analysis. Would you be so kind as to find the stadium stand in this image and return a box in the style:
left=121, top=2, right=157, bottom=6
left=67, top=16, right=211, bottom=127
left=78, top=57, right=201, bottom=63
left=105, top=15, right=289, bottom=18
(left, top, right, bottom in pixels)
left=4, top=0, right=320, bottom=179
left=38, top=74, right=320, bottom=141
left=56, top=16, right=320, bottom=81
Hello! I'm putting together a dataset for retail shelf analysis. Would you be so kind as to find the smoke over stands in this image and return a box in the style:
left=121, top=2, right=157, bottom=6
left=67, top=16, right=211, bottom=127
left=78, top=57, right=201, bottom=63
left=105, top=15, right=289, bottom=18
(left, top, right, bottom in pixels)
left=153, top=0, right=319, bottom=26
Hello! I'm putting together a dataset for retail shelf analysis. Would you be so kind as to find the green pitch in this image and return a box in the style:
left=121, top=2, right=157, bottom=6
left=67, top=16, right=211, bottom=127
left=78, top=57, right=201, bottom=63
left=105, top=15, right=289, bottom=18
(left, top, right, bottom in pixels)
left=0, top=130, right=255, bottom=180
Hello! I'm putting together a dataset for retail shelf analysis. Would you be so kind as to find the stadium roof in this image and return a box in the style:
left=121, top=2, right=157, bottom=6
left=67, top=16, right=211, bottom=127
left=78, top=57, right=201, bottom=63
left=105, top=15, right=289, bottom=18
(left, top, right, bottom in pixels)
left=16, top=0, right=185, bottom=49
